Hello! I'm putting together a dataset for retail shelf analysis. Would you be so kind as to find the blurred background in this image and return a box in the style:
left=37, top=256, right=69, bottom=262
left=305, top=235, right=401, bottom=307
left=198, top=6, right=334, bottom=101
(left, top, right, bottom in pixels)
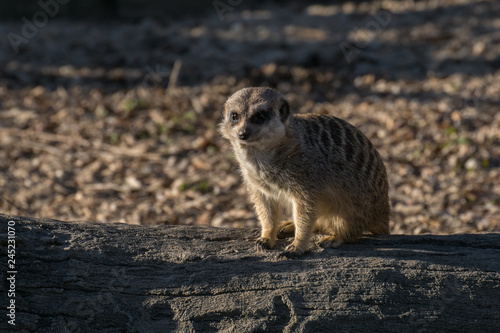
left=0, top=0, right=499, bottom=235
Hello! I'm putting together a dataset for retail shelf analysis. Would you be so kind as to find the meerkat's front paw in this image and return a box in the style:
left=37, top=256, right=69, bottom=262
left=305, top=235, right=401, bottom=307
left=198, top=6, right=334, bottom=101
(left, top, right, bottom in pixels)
left=255, top=237, right=276, bottom=252
left=278, top=243, right=305, bottom=259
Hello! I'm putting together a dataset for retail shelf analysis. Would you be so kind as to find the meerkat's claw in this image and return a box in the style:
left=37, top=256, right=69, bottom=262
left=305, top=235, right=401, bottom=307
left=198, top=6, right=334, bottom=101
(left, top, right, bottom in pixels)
left=255, top=237, right=275, bottom=252
left=317, top=235, right=336, bottom=248
left=278, top=250, right=301, bottom=259
left=278, top=243, right=305, bottom=259
left=318, top=235, right=344, bottom=249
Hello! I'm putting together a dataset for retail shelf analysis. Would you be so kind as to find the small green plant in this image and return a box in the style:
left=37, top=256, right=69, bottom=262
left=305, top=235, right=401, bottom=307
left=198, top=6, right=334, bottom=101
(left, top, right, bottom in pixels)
left=124, top=98, right=148, bottom=112
left=445, top=125, right=456, bottom=136
left=158, top=123, right=169, bottom=135
left=465, top=193, right=477, bottom=204
left=208, top=122, right=217, bottom=131
left=183, top=110, right=197, bottom=122
left=457, top=136, right=470, bottom=145
left=183, top=111, right=197, bottom=134
left=195, top=180, right=210, bottom=193
left=109, top=132, right=120, bottom=145
left=168, top=110, right=198, bottom=134
left=179, top=180, right=211, bottom=193
left=206, top=145, right=218, bottom=154
left=441, top=126, right=472, bottom=153
left=96, top=107, right=109, bottom=118
left=136, top=130, right=149, bottom=140
left=450, top=82, right=460, bottom=91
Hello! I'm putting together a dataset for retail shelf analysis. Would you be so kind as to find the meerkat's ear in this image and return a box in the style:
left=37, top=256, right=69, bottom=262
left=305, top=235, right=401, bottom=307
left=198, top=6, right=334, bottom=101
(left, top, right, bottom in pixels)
left=279, top=100, right=290, bottom=122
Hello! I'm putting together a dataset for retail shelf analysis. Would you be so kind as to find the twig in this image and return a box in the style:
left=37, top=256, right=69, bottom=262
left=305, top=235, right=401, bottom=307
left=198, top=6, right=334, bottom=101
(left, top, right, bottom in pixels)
left=0, top=195, right=28, bottom=216
left=167, top=60, right=182, bottom=91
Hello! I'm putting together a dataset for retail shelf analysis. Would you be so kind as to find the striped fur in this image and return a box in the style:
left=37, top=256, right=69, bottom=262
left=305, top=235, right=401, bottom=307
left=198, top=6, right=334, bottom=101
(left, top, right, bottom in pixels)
left=219, top=87, right=390, bottom=258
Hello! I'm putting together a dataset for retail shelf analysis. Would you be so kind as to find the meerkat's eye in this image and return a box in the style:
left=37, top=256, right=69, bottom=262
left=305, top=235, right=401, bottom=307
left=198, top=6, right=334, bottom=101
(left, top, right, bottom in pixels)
left=230, top=112, right=240, bottom=123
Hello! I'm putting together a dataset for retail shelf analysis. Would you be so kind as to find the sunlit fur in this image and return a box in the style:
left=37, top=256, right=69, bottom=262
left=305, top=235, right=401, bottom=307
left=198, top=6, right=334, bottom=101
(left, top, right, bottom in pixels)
left=219, top=87, right=390, bottom=257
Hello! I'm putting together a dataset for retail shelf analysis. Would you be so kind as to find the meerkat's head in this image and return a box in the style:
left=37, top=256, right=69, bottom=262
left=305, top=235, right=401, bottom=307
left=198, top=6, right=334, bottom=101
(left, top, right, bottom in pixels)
left=219, top=87, right=290, bottom=148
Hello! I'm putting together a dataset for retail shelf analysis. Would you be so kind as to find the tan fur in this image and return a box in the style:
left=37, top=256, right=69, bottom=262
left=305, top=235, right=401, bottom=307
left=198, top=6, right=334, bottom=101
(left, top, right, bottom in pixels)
left=219, top=87, right=390, bottom=258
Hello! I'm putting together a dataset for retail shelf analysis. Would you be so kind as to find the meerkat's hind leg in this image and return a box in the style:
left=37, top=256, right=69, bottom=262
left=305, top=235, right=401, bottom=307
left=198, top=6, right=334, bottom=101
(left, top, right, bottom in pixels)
left=277, top=220, right=295, bottom=239
left=318, top=215, right=363, bottom=248
left=277, top=219, right=326, bottom=239
left=314, top=215, right=339, bottom=248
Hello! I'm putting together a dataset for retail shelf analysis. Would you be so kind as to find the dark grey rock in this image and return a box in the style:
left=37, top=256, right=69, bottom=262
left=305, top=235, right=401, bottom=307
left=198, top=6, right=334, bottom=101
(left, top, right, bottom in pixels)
left=1, top=213, right=499, bottom=332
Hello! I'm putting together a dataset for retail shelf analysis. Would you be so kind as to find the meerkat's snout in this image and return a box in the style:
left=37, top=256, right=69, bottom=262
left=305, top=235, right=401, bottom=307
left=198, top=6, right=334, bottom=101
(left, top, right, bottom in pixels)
left=235, top=120, right=256, bottom=143
left=238, top=127, right=251, bottom=141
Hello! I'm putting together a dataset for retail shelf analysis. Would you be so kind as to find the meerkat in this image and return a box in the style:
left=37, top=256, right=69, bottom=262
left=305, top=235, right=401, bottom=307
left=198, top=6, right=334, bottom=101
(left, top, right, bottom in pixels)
left=219, top=87, right=390, bottom=258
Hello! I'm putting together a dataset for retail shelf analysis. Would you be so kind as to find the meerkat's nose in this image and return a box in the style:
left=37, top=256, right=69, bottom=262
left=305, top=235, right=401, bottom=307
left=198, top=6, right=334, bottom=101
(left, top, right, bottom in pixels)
left=238, top=129, right=250, bottom=140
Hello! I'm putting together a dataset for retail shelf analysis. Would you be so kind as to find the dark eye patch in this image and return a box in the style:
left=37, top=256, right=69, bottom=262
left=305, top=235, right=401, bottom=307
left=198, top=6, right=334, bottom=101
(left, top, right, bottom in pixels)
left=250, top=108, right=273, bottom=125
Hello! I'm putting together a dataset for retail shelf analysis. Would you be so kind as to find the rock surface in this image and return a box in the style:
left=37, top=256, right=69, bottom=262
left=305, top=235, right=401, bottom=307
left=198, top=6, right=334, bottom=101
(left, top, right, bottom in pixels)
left=1, top=213, right=499, bottom=332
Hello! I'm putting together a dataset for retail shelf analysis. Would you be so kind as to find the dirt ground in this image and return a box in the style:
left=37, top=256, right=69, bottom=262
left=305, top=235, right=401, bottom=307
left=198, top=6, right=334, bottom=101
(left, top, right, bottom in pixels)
left=0, top=0, right=499, bottom=235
